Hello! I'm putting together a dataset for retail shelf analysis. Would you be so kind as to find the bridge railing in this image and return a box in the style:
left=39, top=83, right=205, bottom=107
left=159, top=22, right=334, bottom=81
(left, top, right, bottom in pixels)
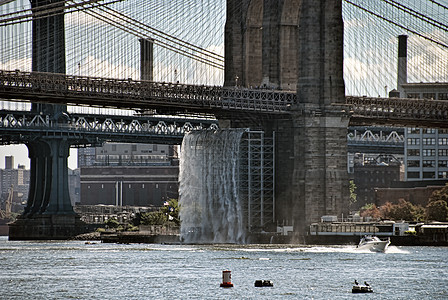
left=346, top=96, right=448, bottom=120
left=3, top=70, right=448, bottom=124
left=0, top=70, right=294, bottom=113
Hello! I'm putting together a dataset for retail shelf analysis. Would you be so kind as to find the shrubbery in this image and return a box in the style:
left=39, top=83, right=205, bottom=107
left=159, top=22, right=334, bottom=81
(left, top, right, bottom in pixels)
left=360, top=183, right=448, bottom=222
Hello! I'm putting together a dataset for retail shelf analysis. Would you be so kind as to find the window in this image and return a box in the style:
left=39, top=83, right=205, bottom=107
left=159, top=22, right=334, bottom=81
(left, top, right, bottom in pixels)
left=407, top=128, right=420, bottom=134
left=438, top=171, right=448, bottom=178
left=439, top=149, right=448, bottom=156
left=422, top=160, right=435, bottom=167
left=407, top=172, right=420, bottom=179
left=423, top=138, right=435, bottom=145
left=438, top=161, right=448, bottom=168
left=407, top=160, right=420, bottom=167
left=407, top=138, right=420, bottom=145
left=423, top=93, right=436, bottom=100
left=439, top=138, right=448, bottom=145
left=423, top=172, right=435, bottom=179
left=422, top=149, right=435, bottom=156
left=407, top=149, right=420, bottom=156
left=438, top=93, right=448, bottom=100
left=422, top=128, right=436, bottom=134
left=407, top=93, right=420, bottom=99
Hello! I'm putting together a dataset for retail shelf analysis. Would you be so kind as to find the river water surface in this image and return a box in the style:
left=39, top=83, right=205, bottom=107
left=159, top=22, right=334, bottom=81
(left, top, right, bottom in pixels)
left=0, top=236, right=446, bottom=299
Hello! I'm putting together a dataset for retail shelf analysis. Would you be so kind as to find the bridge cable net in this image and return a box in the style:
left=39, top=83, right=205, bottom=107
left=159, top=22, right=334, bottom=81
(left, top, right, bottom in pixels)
left=0, top=0, right=274, bottom=126
left=343, top=0, right=448, bottom=98
left=0, top=0, right=228, bottom=116
left=2, top=1, right=447, bottom=113
left=0, top=0, right=225, bottom=83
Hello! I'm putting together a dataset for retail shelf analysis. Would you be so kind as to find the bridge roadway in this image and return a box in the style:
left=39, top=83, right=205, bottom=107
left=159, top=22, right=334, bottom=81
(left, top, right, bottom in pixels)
left=0, top=109, right=217, bottom=146
left=0, top=70, right=294, bottom=116
left=1, top=70, right=447, bottom=127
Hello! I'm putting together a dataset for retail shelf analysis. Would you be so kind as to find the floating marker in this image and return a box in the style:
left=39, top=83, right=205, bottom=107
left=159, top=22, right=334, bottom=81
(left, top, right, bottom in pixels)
left=220, top=270, right=234, bottom=287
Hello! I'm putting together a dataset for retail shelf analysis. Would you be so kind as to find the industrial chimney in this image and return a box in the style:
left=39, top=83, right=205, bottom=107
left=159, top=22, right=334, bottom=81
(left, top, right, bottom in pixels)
left=397, top=35, right=408, bottom=98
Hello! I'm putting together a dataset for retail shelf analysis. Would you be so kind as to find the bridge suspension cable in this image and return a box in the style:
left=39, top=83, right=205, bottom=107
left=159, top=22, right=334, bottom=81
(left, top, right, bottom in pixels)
left=69, top=1, right=224, bottom=70
left=0, top=0, right=122, bottom=26
left=1, top=0, right=226, bottom=85
left=382, top=0, right=448, bottom=33
left=343, top=0, right=448, bottom=97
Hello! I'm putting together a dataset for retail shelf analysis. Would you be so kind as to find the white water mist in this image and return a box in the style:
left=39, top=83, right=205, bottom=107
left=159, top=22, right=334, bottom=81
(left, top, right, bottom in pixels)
left=179, top=129, right=247, bottom=243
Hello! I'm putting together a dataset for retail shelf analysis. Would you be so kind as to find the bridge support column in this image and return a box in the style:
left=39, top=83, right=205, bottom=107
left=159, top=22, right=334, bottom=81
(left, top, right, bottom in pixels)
left=22, top=141, right=51, bottom=216
left=9, top=0, right=87, bottom=240
left=292, top=106, right=350, bottom=234
left=9, top=138, right=85, bottom=240
left=292, top=0, right=349, bottom=236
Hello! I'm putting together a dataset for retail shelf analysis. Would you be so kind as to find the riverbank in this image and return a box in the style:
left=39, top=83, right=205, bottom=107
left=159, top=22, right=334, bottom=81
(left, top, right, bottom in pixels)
left=70, top=230, right=448, bottom=246
left=99, top=231, right=180, bottom=244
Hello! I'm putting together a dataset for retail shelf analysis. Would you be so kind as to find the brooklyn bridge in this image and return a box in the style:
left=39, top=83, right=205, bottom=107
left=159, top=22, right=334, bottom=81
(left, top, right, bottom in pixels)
left=1, top=0, right=447, bottom=240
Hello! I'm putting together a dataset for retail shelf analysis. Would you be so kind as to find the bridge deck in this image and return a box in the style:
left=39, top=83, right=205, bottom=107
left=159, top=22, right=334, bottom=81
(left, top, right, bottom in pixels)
left=0, top=70, right=294, bottom=115
left=1, top=70, right=448, bottom=127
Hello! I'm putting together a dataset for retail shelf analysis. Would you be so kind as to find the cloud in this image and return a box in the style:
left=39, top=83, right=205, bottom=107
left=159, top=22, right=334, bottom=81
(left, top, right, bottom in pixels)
left=71, top=55, right=139, bottom=79
left=0, top=58, right=32, bottom=72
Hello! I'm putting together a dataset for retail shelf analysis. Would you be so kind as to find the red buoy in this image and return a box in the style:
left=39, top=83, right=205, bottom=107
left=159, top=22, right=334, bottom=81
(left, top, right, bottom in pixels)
left=220, top=270, right=234, bottom=287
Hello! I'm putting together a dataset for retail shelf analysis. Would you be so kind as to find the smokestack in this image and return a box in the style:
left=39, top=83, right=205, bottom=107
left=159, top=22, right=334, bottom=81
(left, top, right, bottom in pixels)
left=397, top=35, right=408, bottom=98
left=5, top=156, right=14, bottom=169
left=139, top=38, right=154, bottom=81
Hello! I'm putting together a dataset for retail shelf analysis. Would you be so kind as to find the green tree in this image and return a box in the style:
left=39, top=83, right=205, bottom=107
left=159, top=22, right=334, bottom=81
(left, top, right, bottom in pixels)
left=378, top=199, right=424, bottom=222
left=389, top=199, right=413, bottom=221
left=359, top=203, right=380, bottom=220
left=105, top=217, right=119, bottom=228
left=141, top=211, right=169, bottom=225
left=426, top=184, right=448, bottom=221
left=426, top=200, right=448, bottom=221
left=135, top=199, right=180, bottom=226
left=428, top=183, right=448, bottom=204
left=379, top=202, right=394, bottom=220
left=349, top=180, right=357, bottom=208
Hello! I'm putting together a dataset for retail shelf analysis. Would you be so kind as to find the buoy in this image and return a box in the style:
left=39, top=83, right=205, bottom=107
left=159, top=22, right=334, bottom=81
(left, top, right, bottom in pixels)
left=220, top=270, right=234, bottom=288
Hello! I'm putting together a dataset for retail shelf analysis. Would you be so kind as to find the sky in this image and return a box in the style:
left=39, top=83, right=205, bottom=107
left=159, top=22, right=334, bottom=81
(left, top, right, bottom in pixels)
left=0, top=146, right=78, bottom=170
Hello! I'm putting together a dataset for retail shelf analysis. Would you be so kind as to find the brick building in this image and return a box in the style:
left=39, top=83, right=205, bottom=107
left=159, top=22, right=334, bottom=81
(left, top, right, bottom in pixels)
left=80, top=166, right=178, bottom=207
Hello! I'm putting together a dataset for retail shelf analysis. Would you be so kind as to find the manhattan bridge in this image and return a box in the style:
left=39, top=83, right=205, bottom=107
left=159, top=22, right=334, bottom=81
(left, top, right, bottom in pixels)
left=1, top=0, right=448, bottom=240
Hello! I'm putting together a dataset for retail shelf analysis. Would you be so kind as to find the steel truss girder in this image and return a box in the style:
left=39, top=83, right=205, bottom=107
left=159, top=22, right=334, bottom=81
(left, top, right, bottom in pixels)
left=0, top=110, right=218, bottom=145
left=2, top=71, right=448, bottom=127
left=347, top=126, right=405, bottom=154
left=347, top=96, right=448, bottom=128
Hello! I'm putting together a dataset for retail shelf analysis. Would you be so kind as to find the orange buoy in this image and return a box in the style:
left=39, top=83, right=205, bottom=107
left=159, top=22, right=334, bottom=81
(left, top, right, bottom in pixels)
left=220, top=270, right=234, bottom=287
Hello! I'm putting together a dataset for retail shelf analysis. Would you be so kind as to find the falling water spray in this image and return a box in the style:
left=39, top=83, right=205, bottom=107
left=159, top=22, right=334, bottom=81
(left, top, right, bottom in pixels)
left=179, top=129, right=247, bottom=243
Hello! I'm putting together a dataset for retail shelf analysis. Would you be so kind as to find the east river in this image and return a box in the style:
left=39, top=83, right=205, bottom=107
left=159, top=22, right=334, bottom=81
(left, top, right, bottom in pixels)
left=0, top=236, right=446, bottom=299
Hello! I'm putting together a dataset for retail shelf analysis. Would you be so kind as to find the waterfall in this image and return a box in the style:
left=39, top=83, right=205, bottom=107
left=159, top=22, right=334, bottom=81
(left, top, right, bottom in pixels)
left=179, top=129, right=247, bottom=243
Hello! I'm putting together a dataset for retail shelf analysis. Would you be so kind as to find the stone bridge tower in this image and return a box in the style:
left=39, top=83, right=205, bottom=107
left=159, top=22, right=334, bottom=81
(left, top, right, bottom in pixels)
left=225, top=0, right=350, bottom=235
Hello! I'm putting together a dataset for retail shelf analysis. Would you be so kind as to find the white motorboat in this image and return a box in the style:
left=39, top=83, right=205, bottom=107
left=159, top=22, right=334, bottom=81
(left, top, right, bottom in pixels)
left=356, top=235, right=390, bottom=252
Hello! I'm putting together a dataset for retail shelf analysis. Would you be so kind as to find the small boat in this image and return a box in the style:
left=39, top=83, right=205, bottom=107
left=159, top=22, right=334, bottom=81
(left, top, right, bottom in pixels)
left=254, top=280, right=274, bottom=287
left=352, top=285, right=373, bottom=293
left=356, top=235, right=390, bottom=252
